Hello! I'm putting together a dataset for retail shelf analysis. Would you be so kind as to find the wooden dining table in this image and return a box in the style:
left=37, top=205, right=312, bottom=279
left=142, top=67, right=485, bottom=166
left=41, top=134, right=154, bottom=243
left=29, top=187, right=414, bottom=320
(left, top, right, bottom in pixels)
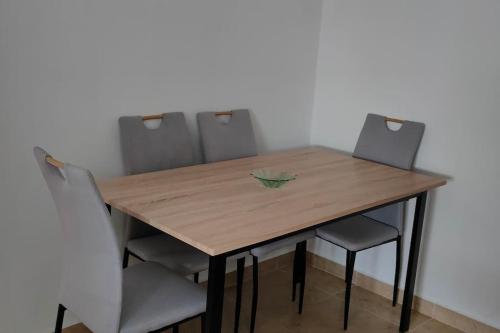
left=97, top=147, right=446, bottom=333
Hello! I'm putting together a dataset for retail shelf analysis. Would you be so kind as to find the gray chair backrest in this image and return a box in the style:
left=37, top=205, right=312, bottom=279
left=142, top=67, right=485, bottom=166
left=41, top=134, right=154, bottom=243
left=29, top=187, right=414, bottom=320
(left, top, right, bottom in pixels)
left=119, top=112, right=194, bottom=175
left=34, top=147, right=122, bottom=333
left=197, top=109, right=257, bottom=163
left=119, top=112, right=195, bottom=239
left=353, top=114, right=425, bottom=234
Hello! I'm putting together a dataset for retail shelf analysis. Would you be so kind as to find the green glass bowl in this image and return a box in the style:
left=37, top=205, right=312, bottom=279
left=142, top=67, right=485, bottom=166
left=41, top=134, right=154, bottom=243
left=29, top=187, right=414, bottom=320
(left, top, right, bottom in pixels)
left=251, top=169, right=296, bottom=188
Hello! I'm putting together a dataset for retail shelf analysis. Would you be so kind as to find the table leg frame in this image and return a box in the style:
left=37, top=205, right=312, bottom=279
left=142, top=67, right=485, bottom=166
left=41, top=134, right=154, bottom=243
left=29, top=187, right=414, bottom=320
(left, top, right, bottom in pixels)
left=399, top=191, right=428, bottom=332
left=108, top=191, right=428, bottom=333
left=205, top=255, right=227, bottom=333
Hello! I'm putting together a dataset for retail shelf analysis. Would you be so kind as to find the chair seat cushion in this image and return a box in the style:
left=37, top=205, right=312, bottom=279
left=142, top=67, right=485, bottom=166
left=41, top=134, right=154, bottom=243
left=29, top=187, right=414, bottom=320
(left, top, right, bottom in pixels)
left=128, top=234, right=210, bottom=275
left=120, top=262, right=206, bottom=333
left=316, top=215, right=398, bottom=252
left=250, top=230, right=315, bottom=257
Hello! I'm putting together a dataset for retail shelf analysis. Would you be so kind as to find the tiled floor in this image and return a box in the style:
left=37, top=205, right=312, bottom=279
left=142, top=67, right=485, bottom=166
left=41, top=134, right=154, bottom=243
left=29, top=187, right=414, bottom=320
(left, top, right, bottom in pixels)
left=63, top=266, right=463, bottom=333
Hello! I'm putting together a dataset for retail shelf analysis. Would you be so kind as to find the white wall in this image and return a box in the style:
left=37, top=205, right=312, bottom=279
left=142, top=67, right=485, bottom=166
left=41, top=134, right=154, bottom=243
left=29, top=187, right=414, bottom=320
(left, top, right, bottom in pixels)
left=2, top=0, right=500, bottom=332
left=0, top=1, right=322, bottom=332
left=310, top=0, right=500, bottom=329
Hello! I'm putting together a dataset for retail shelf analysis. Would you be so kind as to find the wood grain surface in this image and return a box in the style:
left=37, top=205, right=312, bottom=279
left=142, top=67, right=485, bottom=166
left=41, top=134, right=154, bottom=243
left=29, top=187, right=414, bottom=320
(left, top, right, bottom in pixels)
left=98, top=147, right=446, bottom=255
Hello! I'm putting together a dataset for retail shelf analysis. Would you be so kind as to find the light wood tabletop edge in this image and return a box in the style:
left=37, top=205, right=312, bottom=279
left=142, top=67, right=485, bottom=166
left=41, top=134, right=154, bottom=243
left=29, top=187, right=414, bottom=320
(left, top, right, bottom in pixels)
left=99, top=146, right=447, bottom=256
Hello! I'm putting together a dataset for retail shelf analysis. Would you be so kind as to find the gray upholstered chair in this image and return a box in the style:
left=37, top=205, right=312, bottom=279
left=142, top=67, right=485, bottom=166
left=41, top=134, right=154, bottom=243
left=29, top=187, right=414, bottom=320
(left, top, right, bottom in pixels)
left=315, top=113, right=425, bottom=330
left=120, top=112, right=246, bottom=333
left=34, top=147, right=206, bottom=333
left=119, top=113, right=209, bottom=282
left=197, top=109, right=314, bottom=333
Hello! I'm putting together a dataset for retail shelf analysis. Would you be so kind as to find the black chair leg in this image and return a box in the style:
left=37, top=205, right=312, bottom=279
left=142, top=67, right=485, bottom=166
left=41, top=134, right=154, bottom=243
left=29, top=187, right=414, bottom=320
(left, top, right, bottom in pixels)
left=393, top=236, right=402, bottom=306
left=345, top=251, right=351, bottom=282
left=292, top=244, right=300, bottom=302
left=234, top=257, right=245, bottom=333
left=250, top=256, right=259, bottom=333
left=201, top=313, right=206, bottom=333
left=54, top=304, right=66, bottom=333
left=172, top=324, right=179, bottom=333
left=296, top=241, right=307, bottom=314
left=123, top=248, right=130, bottom=269
left=194, top=272, right=199, bottom=284
left=344, top=251, right=356, bottom=330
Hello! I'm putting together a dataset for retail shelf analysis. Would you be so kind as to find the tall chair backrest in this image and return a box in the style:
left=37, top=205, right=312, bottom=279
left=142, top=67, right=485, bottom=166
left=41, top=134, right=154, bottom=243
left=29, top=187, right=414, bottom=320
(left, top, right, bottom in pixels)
left=33, top=147, right=122, bottom=333
left=119, top=112, right=195, bottom=239
left=197, top=109, right=257, bottom=163
left=119, top=112, right=194, bottom=175
left=353, top=114, right=425, bottom=234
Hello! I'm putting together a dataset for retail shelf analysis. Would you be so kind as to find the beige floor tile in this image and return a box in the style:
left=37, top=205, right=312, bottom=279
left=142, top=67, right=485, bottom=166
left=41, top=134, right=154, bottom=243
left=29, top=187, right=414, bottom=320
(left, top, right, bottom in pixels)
left=433, top=304, right=499, bottom=333
left=254, top=296, right=398, bottom=333
left=411, top=319, right=465, bottom=333
left=335, top=285, right=430, bottom=330
left=243, top=270, right=332, bottom=311
left=62, top=267, right=462, bottom=333
left=303, top=267, right=346, bottom=296
left=63, top=324, right=92, bottom=333
left=277, top=252, right=295, bottom=269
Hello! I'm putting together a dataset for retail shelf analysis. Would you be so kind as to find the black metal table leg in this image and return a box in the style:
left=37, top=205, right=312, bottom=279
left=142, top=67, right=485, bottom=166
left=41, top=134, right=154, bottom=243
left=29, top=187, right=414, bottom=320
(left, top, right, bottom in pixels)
left=292, top=244, right=299, bottom=301
left=296, top=240, right=307, bottom=314
left=54, top=304, right=66, bottom=333
left=234, top=257, right=245, bottom=333
left=399, top=192, right=428, bottom=332
left=206, top=255, right=227, bottom=333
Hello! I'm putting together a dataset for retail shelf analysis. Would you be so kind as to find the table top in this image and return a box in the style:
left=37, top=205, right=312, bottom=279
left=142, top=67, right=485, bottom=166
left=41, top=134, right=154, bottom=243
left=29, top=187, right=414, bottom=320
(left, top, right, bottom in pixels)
left=98, top=147, right=446, bottom=256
